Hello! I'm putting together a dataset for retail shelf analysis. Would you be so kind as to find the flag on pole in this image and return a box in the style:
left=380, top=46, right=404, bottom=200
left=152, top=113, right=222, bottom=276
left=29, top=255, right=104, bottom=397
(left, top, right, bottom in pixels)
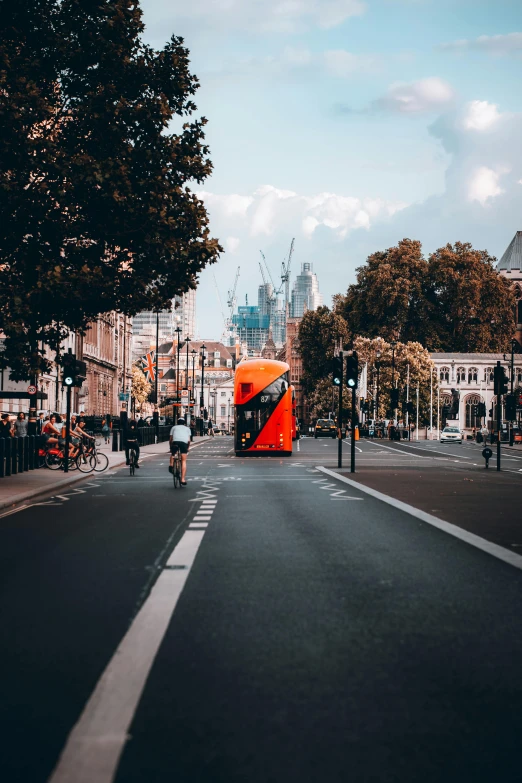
left=141, top=350, right=156, bottom=383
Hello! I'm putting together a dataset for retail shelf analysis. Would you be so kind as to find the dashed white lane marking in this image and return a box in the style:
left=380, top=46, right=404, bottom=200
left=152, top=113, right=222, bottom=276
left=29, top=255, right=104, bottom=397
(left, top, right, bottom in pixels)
left=193, top=516, right=212, bottom=521
left=49, top=529, right=206, bottom=783
left=317, top=466, right=522, bottom=572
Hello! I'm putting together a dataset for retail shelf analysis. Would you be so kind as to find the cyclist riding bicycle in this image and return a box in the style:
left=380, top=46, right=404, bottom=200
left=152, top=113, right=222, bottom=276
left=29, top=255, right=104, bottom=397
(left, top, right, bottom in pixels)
left=169, top=416, right=191, bottom=485
left=125, top=419, right=141, bottom=468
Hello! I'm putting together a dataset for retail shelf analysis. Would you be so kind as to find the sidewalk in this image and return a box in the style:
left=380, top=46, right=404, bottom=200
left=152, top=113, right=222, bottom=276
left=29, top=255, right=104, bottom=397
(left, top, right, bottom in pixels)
left=0, top=436, right=210, bottom=512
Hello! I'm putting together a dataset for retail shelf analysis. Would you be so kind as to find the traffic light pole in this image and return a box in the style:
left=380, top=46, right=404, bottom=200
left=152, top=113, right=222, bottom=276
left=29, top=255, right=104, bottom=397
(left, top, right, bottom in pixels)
left=496, top=360, right=501, bottom=472
left=64, top=383, right=72, bottom=473
left=351, top=384, right=356, bottom=474
left=337, top=361, right=343, bottom=469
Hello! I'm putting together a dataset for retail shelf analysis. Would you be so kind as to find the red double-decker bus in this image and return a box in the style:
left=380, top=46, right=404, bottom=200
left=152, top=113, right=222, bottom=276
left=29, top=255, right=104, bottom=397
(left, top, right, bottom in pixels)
left=234, top=359, right=293, bottom=456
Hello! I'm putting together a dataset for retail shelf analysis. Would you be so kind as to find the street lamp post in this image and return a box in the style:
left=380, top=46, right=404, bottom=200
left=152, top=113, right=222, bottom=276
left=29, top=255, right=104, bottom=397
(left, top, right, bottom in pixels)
left=174, top=326, right=182, bottom=424
left=390, top=341, right=397, bottom=422
left=200, top=344, right=207, bottom=432
left=375, top=349, right=381, bottom=420
left=191, top=349, right=197, bottom=412
left=185, top=337, right=191, bottom=391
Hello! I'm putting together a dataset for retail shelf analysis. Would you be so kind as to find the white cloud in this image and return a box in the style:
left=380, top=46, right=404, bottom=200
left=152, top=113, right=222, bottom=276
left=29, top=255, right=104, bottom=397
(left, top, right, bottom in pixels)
left=462, top=100, right=502, bottom=131
left=197, top=191, right=253, bottom=217
left=440, top=32, right=522, bottom=56
left=375, top=77, right=455, bottom=114
left=323, top=49, right=378, bottom=77
left=198, top=185, right=407, bottom=241
left=467, top=166, right=504, bottom=205
left=225, top=237, right=240, bottom=253
left=144, top=0, right=365, bottom=33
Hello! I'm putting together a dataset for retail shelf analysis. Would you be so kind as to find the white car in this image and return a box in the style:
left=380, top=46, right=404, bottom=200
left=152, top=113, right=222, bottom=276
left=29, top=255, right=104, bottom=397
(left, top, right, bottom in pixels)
left=440, top=426, right=462, bottom=444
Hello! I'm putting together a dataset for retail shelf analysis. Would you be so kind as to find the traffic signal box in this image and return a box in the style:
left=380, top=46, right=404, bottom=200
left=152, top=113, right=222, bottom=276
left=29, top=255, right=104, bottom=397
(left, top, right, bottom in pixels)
left=345, top=352, right=358, bottom=389
left=505, top=393, right=517, bottom=421
left=61, top=352, right=86, bottom=387
left=493, top=365, right=509, bottom=396
left=332, top=356, right=343, bottom=386
left=390, top=388, right=399, bottom=409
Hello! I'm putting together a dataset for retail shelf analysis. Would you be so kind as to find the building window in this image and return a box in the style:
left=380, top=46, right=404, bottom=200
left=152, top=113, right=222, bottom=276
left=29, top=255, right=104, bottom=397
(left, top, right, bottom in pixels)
left=213, top=351, right=220, bottom=359
left=439, top=366, right=450, bottom=383
left=456, top=367, right=466, bottom=384
left=226, top=359, right=232, bottom=368
left=221, top=406, right=226, bottom=417
left=221, top=391, right=226, bottom=397
left=214, top=359, right=220, bottom=368
left=465, top=394, right=482, bottom=429
left=484, top=367, right=494, bottom=383
left=467, top=367, right=478, bottom=383
left=160, top=384, right=166, bottom=392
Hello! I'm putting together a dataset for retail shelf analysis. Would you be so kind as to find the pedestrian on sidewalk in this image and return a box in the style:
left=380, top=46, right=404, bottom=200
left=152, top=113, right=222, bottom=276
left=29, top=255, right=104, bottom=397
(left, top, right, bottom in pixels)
left=14, top=412, right=28, bottom=437
left=0, top=413, right=13, bottom=438
left=101, top=417, right=110, bottom=444
left=36, top=412, right=45, bottom=435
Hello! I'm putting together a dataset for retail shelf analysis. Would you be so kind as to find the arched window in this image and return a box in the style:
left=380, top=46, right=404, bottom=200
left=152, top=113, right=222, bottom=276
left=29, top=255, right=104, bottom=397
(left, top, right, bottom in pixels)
left=456, top=366, right=466, bottom=384
left=484, top=367, right=494, bottom=383
left=467, top=367, right=478, bottom=383
left=465, top=393, right=483, bottom=429
left=439, top=366, right=450, bottom=383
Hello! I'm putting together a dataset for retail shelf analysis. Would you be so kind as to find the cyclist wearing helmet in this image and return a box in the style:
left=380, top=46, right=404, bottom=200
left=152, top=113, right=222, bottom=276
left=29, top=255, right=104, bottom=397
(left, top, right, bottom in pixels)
left=169, top=416, right=191, bottom=485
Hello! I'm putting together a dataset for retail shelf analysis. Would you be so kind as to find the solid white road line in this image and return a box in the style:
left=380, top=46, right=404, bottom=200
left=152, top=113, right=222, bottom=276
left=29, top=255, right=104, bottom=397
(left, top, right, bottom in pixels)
left=317, top=466, right=522, bottom=572
left=49, top=530, right=206, bottom=783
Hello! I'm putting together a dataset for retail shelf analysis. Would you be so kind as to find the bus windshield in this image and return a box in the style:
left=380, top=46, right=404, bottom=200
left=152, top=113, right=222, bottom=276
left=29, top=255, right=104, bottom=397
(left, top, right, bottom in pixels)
left=236, top=373, right=289, bottom=444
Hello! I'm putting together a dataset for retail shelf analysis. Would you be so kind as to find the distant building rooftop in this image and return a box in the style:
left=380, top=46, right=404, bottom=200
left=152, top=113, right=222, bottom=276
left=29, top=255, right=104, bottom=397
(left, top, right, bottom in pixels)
left=498, top=230, right=522, bottom=274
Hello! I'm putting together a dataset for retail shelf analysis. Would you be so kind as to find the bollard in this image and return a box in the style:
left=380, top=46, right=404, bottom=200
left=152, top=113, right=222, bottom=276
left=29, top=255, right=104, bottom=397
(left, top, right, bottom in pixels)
left=0, top=438, right=4, bottom=478
left=482, top=446, right=493, bottom=468
left=28, top=435, right=35, bottom=470
left=11, top=436, right=18, bottom=474
left=18, top=437, right=24, bottom=472
left=112, top=429, right=119, bottom=452
left=5, top=438, right=12, bottom=476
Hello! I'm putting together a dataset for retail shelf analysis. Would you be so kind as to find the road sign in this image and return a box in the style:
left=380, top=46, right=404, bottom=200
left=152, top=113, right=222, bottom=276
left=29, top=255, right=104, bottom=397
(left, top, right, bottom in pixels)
left=181, top=389, right=189, bottom=402
left=119, top=392, right=130, bottom=401
left=27, top=385, right=37, bottom=395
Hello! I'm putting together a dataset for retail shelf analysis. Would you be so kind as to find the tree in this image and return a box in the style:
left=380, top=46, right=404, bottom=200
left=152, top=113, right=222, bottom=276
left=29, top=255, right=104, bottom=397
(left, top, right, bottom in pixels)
left=426, top=242, right=514, bottom=352
left=0, top=0, right=221, bottom=379
left=354, top=336, right=435, bottom=423
left=298, top=306, right=348, bottom=394
left=337, top=239, right=431, bottom=345
left=336, top=239, right=514, bottom=353
left=131, top=363, right=150, bottom=411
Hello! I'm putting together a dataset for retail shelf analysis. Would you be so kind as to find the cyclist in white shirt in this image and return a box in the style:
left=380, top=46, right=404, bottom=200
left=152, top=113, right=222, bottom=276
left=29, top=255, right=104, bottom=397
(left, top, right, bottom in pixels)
left=169, top=417, right=191, bottom=485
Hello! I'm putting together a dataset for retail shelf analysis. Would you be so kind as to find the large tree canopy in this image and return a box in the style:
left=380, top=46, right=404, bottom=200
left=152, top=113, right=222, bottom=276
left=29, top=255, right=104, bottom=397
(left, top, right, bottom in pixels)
left=0, top=0, right=221, bottom=378
left=337, top=239, right=514, bottom=352
left=297, top=306, right=349, bottom=394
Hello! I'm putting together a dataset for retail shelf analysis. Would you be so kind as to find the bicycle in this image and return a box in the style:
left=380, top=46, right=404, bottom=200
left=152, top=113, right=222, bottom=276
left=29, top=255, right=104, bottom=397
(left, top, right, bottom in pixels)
left=86, top=442, right=109, bottom=472
left=128, top=443, right=138, bottom=476
left=172, top=445, right=182, bottom=488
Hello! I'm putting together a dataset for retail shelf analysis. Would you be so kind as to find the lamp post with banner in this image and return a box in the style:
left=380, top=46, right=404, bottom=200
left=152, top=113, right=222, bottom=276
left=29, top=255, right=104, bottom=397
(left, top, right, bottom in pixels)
left=174, top=326, right=182, bottom=424
left=199, top=344, right=207, bottom=432
left=191, top=349, right=197, bottom=403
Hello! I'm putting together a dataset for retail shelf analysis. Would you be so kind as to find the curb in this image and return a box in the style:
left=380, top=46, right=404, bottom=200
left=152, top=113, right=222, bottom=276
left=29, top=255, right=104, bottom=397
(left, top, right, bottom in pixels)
left=0, top=436, right=213, bottom=513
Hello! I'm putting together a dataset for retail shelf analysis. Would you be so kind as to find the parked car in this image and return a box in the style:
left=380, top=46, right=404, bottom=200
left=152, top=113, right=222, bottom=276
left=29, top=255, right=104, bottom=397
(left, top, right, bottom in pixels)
left=314, top=418, right=336, bottom=439
left=440, top=426, right=462, bottom=444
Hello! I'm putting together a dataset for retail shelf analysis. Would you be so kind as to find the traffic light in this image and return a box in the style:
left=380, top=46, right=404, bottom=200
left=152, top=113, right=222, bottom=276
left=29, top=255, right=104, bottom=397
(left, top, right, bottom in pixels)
left=390, top=388, right=399, bottom=409
left=152, top=411, right=159, bottom=428
left=518, top=391, right=522, bottom=409
left=61, top=353, right=86, bottom=387
left=471, top=404, right=478, bottom=417
left=406, top=401, right=414, bottom=415
left=505, top=393, right=517, bottom=420
left=332, top=356, right=343, bottom=386
left=477, top=402, right=486, bottom=418
left=345, top=351, right=358, bottom=388
left=493, top=364, right=509, bottom=396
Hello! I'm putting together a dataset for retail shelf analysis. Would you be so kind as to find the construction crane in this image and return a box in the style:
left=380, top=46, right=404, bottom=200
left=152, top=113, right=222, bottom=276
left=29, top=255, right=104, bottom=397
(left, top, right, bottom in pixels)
left=281, top=238, right=295, bottom=315
left=223, top=266, right=240, bottom=345
left=259, top=251, right=282, bottom=298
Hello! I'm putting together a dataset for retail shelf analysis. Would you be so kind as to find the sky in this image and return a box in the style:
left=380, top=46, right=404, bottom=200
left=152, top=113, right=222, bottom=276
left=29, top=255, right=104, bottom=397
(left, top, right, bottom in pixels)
left=139, top=0, right=522, bottom=339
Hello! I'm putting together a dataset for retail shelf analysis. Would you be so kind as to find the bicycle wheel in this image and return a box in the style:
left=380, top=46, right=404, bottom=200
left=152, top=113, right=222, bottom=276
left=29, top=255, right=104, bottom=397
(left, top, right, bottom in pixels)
left=173, top=460, right=180, bottom=488
left=77, top=453, right=95, bottom=473
left=92, top=452, right=109, bottom=472
left=45, top=452, right=62, bottom=470
left=130, top=459, right=135, bottom=476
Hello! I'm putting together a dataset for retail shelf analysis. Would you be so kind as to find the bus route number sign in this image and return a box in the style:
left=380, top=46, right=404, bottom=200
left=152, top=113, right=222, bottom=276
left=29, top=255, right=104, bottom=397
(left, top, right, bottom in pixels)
left=260, top=395, right=270, bottom=404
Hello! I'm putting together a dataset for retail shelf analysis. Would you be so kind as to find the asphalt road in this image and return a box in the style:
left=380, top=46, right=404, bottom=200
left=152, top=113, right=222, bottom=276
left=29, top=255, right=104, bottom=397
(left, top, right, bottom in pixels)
left=1, top=436, right=522, bottom=783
